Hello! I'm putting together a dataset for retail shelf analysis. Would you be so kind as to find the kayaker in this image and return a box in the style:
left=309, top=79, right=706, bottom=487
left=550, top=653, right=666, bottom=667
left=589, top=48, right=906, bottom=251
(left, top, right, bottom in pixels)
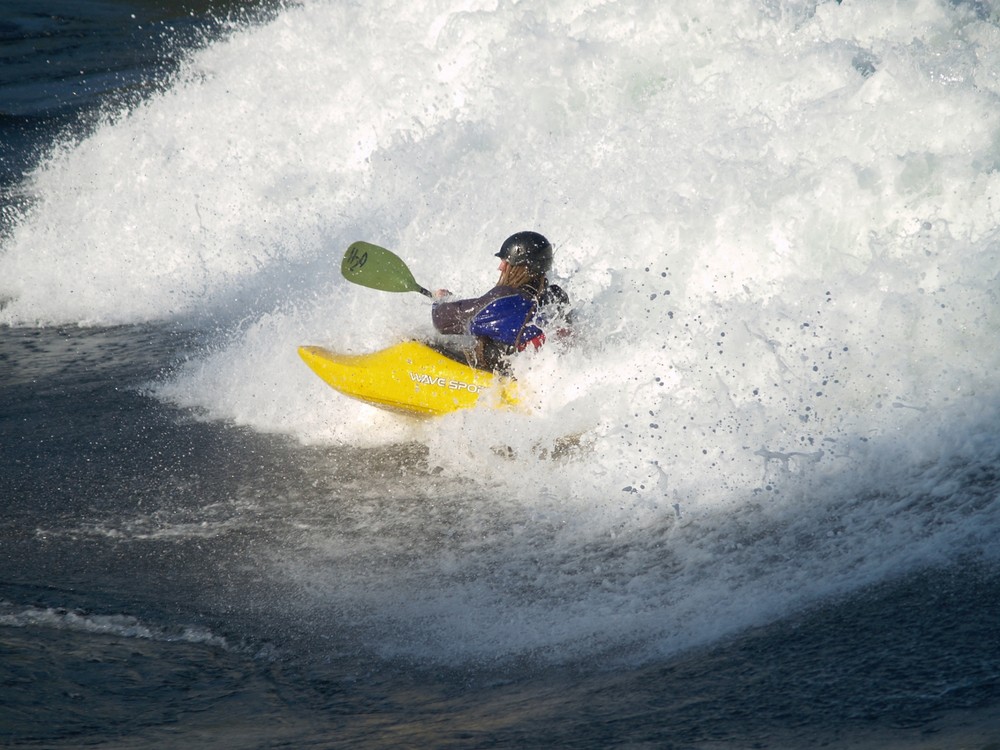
left=431, top=231, right=570, bottom=374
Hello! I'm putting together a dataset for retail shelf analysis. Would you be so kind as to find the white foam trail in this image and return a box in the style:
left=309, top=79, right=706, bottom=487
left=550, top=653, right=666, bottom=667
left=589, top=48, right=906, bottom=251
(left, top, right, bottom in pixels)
left=0, top=600, right=230, bottom=648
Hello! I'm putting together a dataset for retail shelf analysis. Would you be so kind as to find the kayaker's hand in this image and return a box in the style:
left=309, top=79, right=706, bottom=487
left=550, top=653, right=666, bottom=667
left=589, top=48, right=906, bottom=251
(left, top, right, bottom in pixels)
left=433, top=289, right=452, bottom=299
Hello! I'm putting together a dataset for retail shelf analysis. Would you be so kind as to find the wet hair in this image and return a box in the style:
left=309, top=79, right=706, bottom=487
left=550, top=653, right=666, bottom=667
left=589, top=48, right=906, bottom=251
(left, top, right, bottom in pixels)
left=498, top=263, right=545, bottom=295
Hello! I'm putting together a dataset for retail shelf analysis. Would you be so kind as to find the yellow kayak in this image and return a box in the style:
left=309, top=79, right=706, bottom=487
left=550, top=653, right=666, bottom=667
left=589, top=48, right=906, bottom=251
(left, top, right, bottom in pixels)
left=297, top=341, right=518, bottom=417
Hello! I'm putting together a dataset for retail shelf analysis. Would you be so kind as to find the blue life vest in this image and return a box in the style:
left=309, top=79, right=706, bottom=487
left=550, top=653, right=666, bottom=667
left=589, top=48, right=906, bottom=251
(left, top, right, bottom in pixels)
left=468, top=294, right=542, bottom=346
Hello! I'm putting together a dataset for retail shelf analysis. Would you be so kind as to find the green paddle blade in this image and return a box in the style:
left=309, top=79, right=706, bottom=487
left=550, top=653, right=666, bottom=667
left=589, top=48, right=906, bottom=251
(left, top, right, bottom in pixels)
left=341, top=241, right=431, bottom=297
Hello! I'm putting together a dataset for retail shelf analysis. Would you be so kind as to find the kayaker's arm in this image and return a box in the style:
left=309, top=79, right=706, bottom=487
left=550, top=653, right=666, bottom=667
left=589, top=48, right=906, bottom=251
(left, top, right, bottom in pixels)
left=431, top=287, right=515, bottom=335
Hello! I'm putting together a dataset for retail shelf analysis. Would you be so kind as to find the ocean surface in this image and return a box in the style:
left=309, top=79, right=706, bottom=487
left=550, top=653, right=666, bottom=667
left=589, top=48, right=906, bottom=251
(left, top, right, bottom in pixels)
left=2, top=0, right=1000, bottom=747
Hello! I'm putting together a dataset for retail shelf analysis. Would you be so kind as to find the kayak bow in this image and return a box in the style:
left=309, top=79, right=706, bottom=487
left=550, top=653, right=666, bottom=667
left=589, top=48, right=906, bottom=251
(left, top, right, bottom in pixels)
left=298, top=341, right=518, bottom=417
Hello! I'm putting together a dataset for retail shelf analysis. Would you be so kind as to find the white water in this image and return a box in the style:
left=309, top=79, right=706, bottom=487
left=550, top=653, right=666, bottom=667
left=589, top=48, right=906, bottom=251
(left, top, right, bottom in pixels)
left=3, top=0, right=1000, bottom=665
left=0, top=600, right=231, bottom=648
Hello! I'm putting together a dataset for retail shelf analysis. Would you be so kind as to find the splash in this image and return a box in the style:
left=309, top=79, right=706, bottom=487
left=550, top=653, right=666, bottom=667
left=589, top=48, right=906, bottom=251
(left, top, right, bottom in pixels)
left=3, top=0, right=1000, bottom=664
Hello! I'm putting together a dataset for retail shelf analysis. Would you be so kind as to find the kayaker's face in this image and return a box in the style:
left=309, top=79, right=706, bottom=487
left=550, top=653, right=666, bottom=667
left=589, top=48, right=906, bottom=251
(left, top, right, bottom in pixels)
left=497, top=259, right=509, bottom=280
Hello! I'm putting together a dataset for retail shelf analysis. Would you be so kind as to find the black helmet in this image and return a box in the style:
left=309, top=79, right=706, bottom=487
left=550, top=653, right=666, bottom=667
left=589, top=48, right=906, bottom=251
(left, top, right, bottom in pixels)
left=495, top=231, right=553, bottom=274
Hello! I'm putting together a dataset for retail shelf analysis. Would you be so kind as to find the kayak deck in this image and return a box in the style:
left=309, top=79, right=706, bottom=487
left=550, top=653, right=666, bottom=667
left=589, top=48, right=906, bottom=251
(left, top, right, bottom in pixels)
left=298, top=340, right=518, bottom=417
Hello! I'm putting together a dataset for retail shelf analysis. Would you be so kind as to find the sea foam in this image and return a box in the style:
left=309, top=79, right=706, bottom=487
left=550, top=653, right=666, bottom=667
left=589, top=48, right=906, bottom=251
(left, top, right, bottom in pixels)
left=3, top=0, right=1000, bottom=662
